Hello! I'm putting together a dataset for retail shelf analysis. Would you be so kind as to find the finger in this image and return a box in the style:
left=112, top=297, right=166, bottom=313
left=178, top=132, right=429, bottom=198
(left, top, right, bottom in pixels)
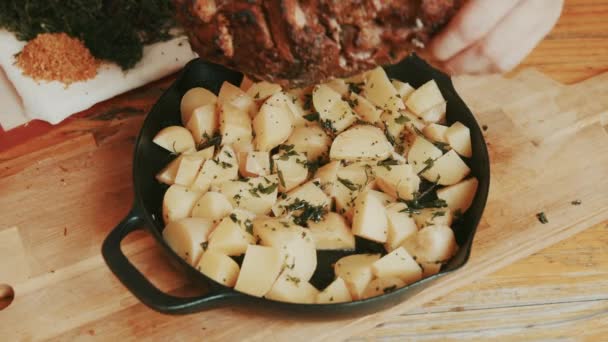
left=429, top=0, right=522, bottom=61
left=444, top=0, right=563, bottom=75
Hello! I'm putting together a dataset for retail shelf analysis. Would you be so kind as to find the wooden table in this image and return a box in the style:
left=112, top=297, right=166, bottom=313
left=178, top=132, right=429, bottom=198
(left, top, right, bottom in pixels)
left=1, top=1, right=607, bottom=340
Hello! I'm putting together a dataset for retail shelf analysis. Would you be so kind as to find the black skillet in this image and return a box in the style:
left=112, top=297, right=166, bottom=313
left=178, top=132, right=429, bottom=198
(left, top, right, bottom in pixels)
left=102, top=55, right=490, bottom=316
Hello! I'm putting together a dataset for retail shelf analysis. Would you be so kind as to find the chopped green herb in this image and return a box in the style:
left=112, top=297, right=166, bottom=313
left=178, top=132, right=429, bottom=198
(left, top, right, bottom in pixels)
left=303, top=112, right=320, bottom=121
left=277, top=170, right=286, bottom=188
left=348, top=82, right=364, bottom=94
left=536, top=212, right=549, bottom=224
left=430, top=210, right=446, bottom=220
left=254, top=92, right=260, bottom=99
left=284, top=198, right=327, bottom=226
left=200, top=241, right=209, bottom=251
left=346, top=97, right=359, bottom=108
left=224, top=150, right=233, bottom=158
left=244, top=219, right=253, bottom=235
left=285, top=275, right=301, bottom=285
left=320, top=119, right=337, bottom=134
left=383, top=285, right=397, bottom=294
left=229, top=213, right=239, bottom=223
left=303, top=94, right=313, bottom=111
left=377, top=158, right=400, bottom=170
left=337, top=177, right=359, bottom=191
left=418, top=158, right=435, bottom=175
left=433, top=141, right=450, bottom=151
left=384, top=127, right=396, bottom=147
left=395, top=115, right=410, bottom=124
left=198, top=132, right=222, bottom=151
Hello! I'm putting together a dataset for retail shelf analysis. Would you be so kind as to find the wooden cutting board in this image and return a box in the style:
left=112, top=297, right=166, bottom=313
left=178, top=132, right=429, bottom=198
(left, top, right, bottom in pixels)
left=0, top=68, right=607, bottom=341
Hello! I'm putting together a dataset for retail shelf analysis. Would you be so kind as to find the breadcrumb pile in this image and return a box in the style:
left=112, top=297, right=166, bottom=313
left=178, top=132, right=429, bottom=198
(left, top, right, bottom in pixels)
left=16, top=32, right=99, bottom=85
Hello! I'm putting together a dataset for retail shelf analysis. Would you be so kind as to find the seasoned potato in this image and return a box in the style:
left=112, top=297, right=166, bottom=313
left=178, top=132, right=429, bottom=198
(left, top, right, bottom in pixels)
left=285, top=124, right=331, bottom=162
left=191, top=145, right=239, bottom=192
left=421, top=262, right=442, bottom=278
left=219, top=103, right=253, bottom=146
left=446, top=122, right=472, bottom=158
left=206, top=209, right=256, bottom=256
left=272, top=180, right=330, bottom=217
left=407, top=135, right=444, bottom=174
left=162, top=217, right=214, bottom=265
left=312, top=84, right=358, bottom=133
left=180, top=87, right=217, bottom=124
left=324, top=78, right=349, bottom=96
left=174, top=155, right=204, bottom=187
left=238, top=151, right=270, bottom=178
left=253, top=218, right=317, bottom=281
left=374, top=163, right=420, bottom=200
left=350, top=92, right=382, bottom=124
left=196, top=250, right=240, bottom=287
left=153, top=126, right=196, bottom=153
left=186, top=104, right=217, bottom=145
left=162, top=184, right=201, bottom=223
left=314, top=160, right=341, bottom=197
left=155, top=154, right=184, bottom=185
left=437, top=177, right=479, bottom=214
left=414, top=225, right=457, bottom=263
left=384, top=203, right=418, bottom=252
left=391, top=80, right=415, bottom=101
left=333, top=162, right=374, bottom=218
left=246, top=81, right=282, bottom=101
left=330, top=125, right=393, bottom=161
left=334, top=253, right=381, bottom=300
left=421, top=150, right=471, bottom=185
left=316, top=277, right=353, bottom=304
left=234, top=245, right=283, bottom=297
left=272, top=147, right=309, bottom=192
left=218, top=81, right=256, bottom=117
left=361, top=277, right=406, bottom=299
left=423, top=123, right=449, bottom=144
left=191, top=191, right=233, bottom=225
left=363, top=67, right=405, bottom=114
left=253, top=92, right=294, bottom=151
left=405, top=80, right=445, bottom=116
left=266, top=272, right=319, bottom=304
left=352, top=190, right=389, bottom=243
left=419, top=101, right=447, bottom=123
left=372, top=247, right=422, bottom=284
left=308, top=212, right=355, bottom=250
left=412, top=208, right=454, bottom=228
left=219, top=175, right=279, bottom=215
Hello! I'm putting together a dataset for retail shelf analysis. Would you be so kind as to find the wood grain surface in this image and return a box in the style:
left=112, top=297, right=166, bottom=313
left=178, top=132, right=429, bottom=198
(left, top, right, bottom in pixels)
left=0, top=1, right=607, bottom=340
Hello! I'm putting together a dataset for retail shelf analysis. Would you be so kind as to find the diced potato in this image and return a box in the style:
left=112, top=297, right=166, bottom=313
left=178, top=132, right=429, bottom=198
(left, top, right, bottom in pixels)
left=246, top=81, right=282, bottom=101
left=423, top=123, right=449, bottom=144
left=190, top=146, right=215, bottom=160
left=196, top=250, right=240, bottom=287
left=412, top=208, right=453, bottom=228
left=374, top=163, right=420, bottom=200
left=384, top=203, right=418, bottom=252
left=406, top=80, right=445, bottom=116
left=273, top=180, right=330, bottom=217
left=308, top=212, right=355, bottom=250
left=162, top=184, right=202, bottom=223
left=407, top=135, right=444, bottom=174
left=238, top=151, right=270, bottom=178
left=232, top=139, right=255, bottom=155
left=240, top=75, right=254, bottom=91
left=334, top=254, right=381, bottom=300
left=174, top=154, right=205, bottom=186
left=419, top=101, right=446, bottom=123
left=285, top=124, right=332, bottom=162
left=437, top=177, right=479, bottom=214
left=253, top=218, right=317, bottom=281
left=253, top=92, right=294, bottom=151
left=155, top=154, right=184, bottom=185
left=316, top=277, right=353, bottom=304
left=415, top=225, right=457, bottom=263
left=421, top=150, right=471, bottom=185
left=421, top=262, right=442, bottom=278
left=312, top=84, right=358, bottom=133
left=381, top=111, right=406, bottom=147
left=363, top=67, right=405, bottom=114
left=191, top=191, right=233, bottom=225
left=219, top=103, right=253, bottom=145
left=180, top=87, right=217, bottom=124
left=350, top=92, right=382, bottom=124
left=186, top=104, right=217, bottom=144
left=372, top=247, right=422, bottom=284
left=446, top=122, right=472, bottom=158
left=330, top=125, right=393, bottom=161
left=218, top=81, right=256, bottom=117
left=352, top=190, right=389, bottom=243
left=191, top=145, right=238, bottom=192
left=266, top=272, right=319, bottom=304
left=361, top=277, right=406, bottom=299
left=207, top=209, right=256, bottom=256
left=153, top=126, right=196, bottom=153
left=219, top=175, right=279, bottom=215
left=314, top=160, right=340, bottom=197
left=391, top=80, right=415, bottom=101
left=272, top=148, right=309, bottom=192
left=162, top=217, right=214, bottom=265
left=333, top=162, right=374, bottom=218
left=234, top=245, right=283, bottom=297
left=324, top=78, right=349, bottom=96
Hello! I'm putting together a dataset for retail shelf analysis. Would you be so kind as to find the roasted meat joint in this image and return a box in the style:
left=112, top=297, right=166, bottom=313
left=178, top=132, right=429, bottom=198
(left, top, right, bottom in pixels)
left=175, top=0, right=463, bottom=87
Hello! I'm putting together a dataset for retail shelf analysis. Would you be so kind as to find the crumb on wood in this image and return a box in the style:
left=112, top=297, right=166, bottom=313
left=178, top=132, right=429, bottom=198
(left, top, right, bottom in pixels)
left=536, top=212, right=548, bottom=224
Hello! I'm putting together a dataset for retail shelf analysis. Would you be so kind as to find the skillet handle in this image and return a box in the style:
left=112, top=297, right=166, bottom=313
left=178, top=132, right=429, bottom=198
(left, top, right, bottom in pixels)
left=102, top=207, right=243, bottom=314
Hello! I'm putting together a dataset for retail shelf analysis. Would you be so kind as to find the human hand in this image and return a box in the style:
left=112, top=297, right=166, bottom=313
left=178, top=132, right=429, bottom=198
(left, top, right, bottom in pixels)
left=429, top=0, right=564, bottom=75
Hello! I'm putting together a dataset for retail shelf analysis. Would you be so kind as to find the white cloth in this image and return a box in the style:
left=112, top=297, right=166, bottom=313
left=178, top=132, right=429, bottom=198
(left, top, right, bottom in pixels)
left=0, top=30, right=197, bottom=130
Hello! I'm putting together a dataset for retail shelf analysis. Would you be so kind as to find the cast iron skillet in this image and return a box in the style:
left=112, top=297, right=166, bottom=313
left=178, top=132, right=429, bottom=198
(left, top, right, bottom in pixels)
left=102, top=55, right=490, bottom=316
